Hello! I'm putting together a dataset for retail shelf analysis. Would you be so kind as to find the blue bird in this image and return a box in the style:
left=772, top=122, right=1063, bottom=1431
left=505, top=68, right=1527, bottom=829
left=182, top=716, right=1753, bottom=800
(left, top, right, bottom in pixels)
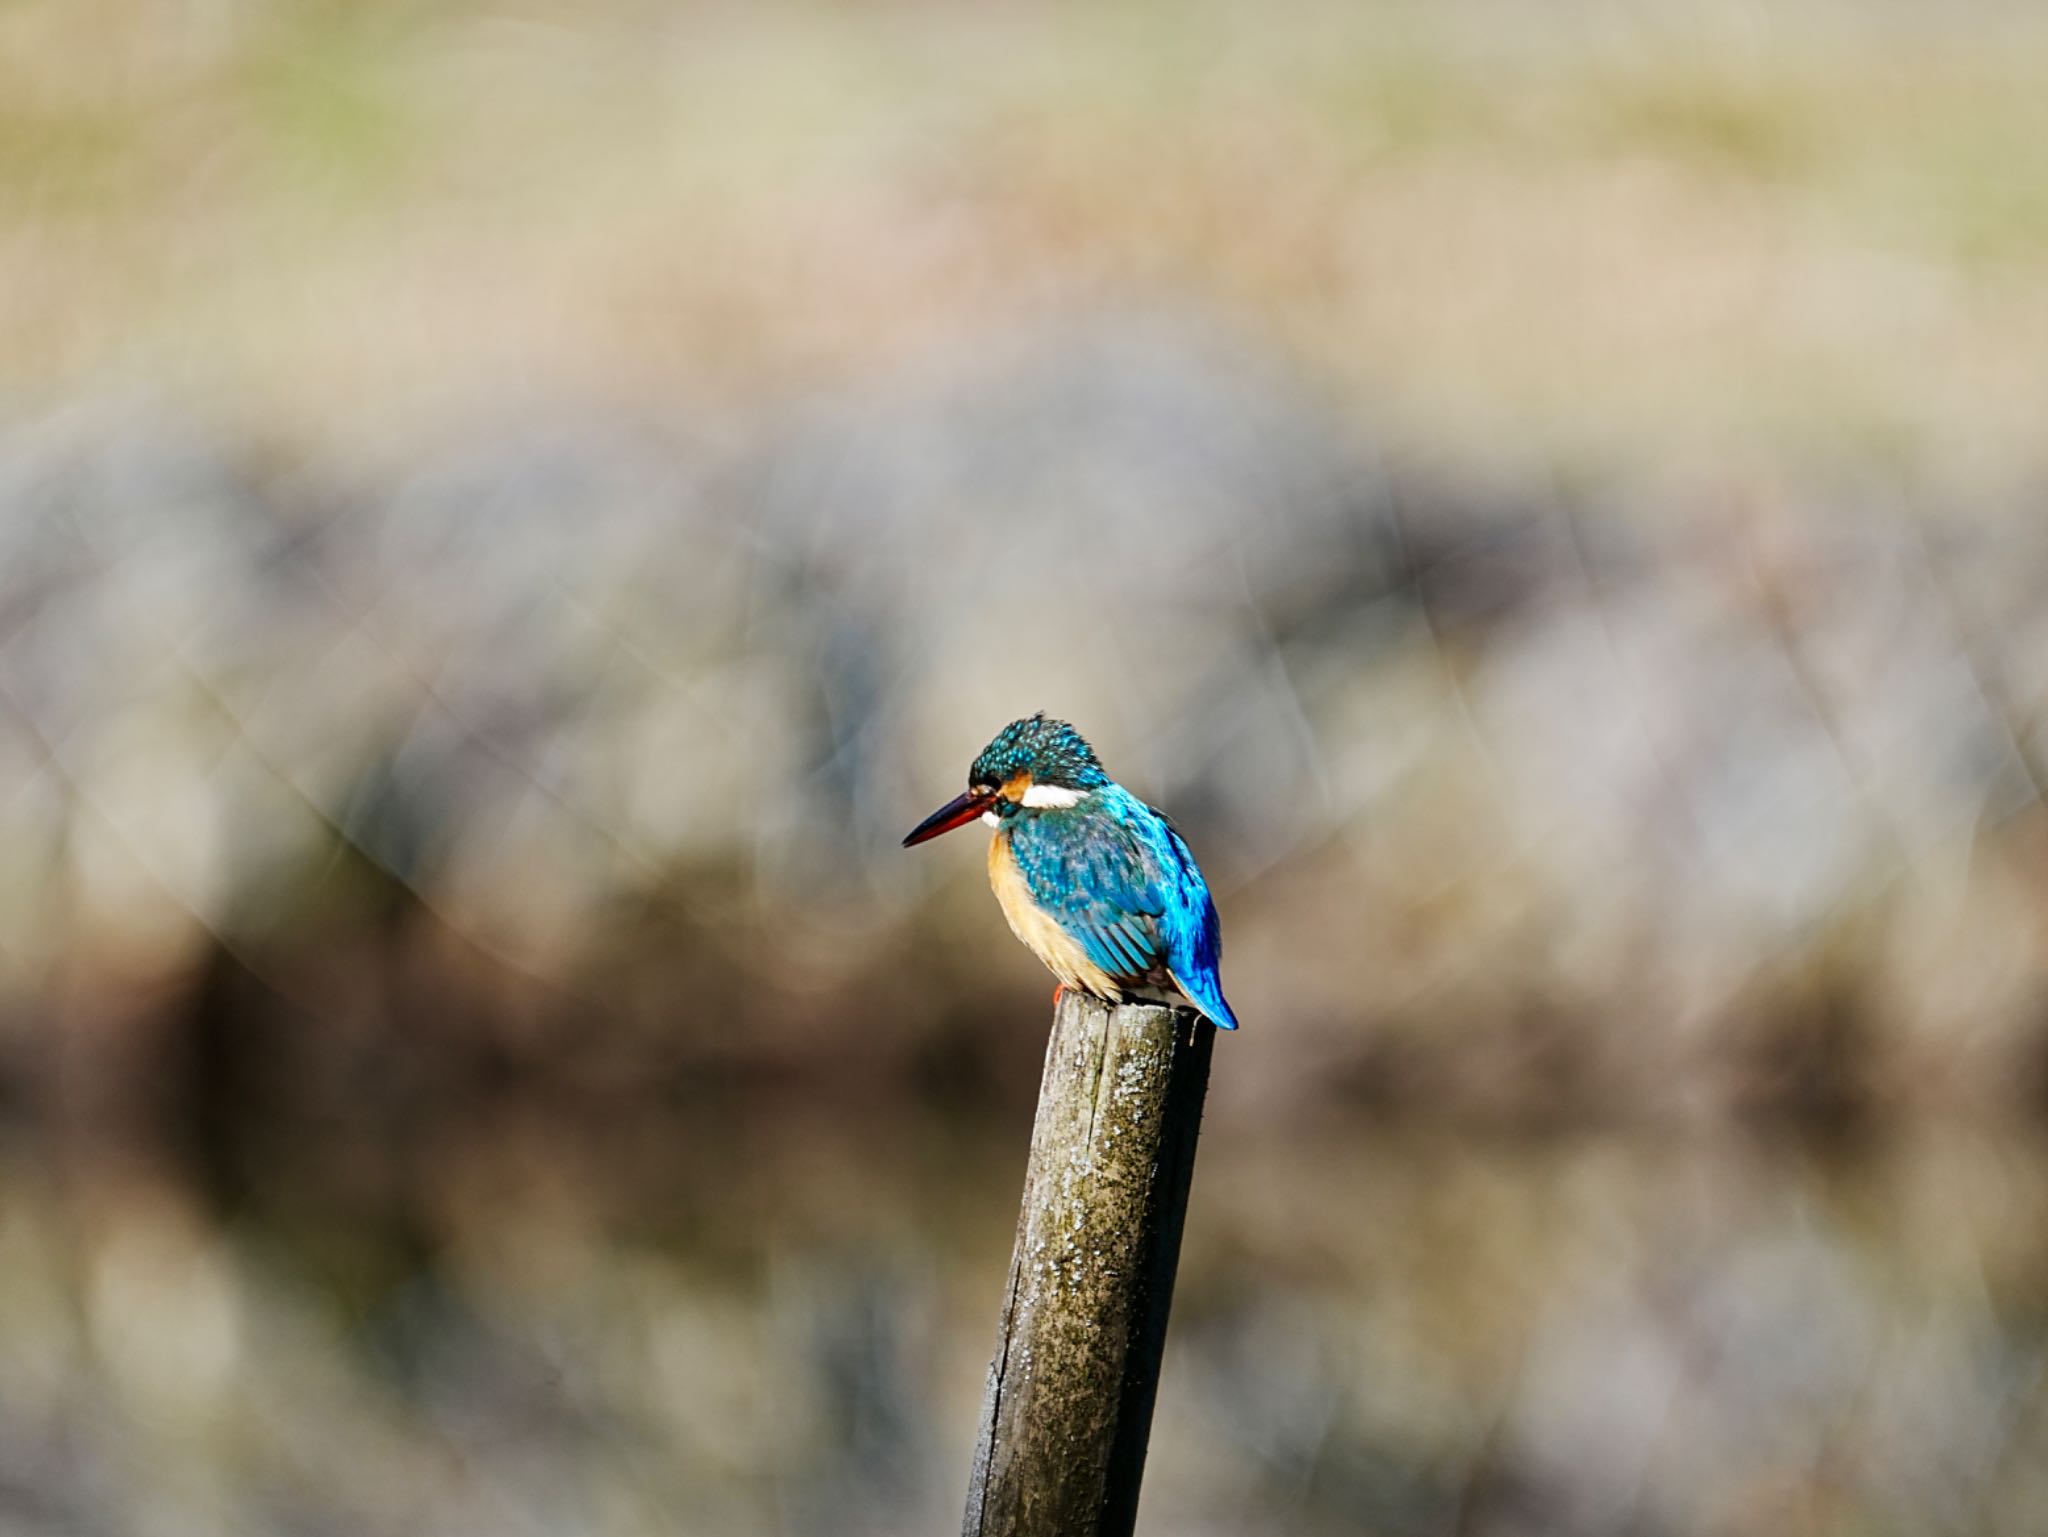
left=903, top=714, right=1238, bottom=1031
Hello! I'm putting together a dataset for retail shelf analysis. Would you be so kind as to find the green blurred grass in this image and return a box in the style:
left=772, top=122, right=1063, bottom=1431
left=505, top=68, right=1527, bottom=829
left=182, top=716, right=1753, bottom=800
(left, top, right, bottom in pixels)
left=2, top=0, right=2046, bottom=484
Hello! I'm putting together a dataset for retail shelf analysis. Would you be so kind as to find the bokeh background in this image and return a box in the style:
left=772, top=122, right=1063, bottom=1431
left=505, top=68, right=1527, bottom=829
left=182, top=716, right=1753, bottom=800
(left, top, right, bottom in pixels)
left=6, top=3, right=2048, bottom=1534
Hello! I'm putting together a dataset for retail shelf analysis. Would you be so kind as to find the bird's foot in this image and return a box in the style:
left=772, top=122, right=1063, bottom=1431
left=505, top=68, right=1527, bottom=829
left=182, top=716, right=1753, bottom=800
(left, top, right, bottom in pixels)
left=1052, top=983, right=1066, bottom=1008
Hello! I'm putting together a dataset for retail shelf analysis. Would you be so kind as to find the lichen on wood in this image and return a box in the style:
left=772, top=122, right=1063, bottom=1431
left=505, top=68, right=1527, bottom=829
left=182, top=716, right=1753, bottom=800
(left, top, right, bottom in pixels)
left=962, top=990, right=1216, bottom=1537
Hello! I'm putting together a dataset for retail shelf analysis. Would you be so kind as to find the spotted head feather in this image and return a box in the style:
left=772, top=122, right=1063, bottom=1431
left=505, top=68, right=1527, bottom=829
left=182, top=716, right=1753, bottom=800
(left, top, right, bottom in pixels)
left=970, top=713, right=1111, bottom=793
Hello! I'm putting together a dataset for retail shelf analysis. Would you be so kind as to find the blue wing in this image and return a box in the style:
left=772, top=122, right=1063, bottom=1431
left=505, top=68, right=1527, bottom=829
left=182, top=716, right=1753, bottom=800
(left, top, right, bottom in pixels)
left=1158, top=823, right=1238, bottom=1032
left=1008, top=788, right=1239, bottom=1031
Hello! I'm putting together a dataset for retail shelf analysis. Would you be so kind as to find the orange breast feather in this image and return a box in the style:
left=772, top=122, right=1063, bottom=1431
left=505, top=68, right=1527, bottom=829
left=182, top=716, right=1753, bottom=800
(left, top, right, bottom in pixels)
left=987, top=830, right=1120, bottom=999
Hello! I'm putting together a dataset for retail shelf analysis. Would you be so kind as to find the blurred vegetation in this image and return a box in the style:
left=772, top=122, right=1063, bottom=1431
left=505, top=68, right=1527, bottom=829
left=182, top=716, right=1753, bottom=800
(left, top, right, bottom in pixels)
left=1, top=1, right=2046, bottom=478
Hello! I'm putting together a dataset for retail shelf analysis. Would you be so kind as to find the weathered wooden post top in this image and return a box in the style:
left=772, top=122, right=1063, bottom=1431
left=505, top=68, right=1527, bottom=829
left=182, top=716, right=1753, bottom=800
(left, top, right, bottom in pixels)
left=963, top=991, right=1215, bottom=1537
left=898, top=714, right=1234, bottom=1536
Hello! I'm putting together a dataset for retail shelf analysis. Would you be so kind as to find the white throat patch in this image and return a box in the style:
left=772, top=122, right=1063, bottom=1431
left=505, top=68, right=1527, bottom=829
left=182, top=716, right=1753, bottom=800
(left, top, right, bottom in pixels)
left=1021, top=783, right=1087, bottom=809
left=980, top=808, right=1002, bottom=828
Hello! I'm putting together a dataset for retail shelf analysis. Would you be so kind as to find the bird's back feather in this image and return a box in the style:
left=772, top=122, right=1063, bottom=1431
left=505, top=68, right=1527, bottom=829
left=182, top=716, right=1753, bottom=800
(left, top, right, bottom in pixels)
left=1001, top=786, right=1239, bottom=1030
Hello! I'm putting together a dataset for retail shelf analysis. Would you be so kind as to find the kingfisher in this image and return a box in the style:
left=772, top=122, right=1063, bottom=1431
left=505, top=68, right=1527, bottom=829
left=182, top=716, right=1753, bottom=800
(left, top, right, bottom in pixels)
left=902, top=714, right=1238, bottom=1031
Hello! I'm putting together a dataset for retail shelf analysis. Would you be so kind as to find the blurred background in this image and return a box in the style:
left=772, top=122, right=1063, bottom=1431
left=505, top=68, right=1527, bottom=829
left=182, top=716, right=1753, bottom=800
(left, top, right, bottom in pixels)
left=4, top=2, right=2048, bottom=1533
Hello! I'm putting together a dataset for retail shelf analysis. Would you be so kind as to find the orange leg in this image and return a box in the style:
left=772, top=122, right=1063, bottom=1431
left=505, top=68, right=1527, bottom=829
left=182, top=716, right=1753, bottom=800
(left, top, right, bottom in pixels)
left=1052, top=982, right=1067, bottom=1007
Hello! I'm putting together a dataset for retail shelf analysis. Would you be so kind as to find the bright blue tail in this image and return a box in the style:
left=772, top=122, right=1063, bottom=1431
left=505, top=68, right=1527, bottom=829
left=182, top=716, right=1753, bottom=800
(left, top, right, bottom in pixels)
left=1172, top=966, right=1239, bottom=1031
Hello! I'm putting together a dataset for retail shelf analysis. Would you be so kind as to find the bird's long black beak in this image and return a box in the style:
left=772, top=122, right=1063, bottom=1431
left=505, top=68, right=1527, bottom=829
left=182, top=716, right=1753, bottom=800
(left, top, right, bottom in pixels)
left=903, top=790, right=994, bottom=847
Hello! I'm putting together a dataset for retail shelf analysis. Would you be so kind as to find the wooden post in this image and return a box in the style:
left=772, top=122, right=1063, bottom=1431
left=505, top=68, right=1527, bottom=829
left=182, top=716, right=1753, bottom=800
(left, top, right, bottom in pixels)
left=962, top=990, right=1216, bottom=1537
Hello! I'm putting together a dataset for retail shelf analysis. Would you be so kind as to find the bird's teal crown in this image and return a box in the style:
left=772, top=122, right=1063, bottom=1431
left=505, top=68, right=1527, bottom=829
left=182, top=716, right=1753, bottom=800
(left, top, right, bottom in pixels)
left=970, top=713, right=1111, bottom=793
